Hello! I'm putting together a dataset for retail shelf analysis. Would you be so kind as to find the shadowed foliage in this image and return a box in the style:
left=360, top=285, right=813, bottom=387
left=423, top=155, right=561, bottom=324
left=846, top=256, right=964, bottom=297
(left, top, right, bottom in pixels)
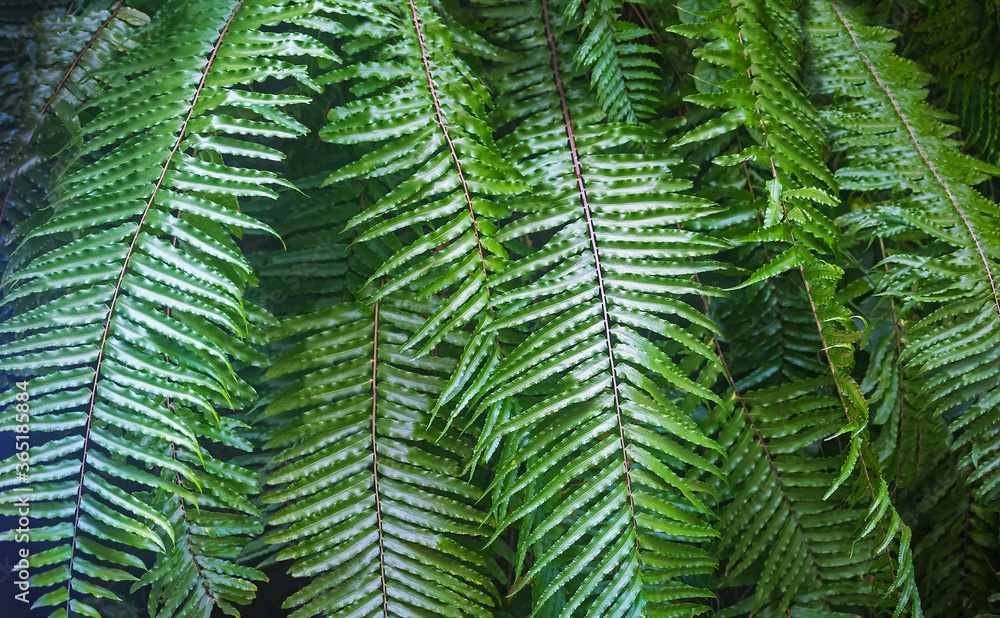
left=1, top=0, right=999, bottom=616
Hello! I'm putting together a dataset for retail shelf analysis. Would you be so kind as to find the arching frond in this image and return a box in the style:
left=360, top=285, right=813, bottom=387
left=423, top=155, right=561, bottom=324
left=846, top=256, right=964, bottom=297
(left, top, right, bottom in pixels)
left=136, top=437, right=266, bottom=618
left=806, top=0, right=1000, bottom=508
left=0, top=0, right=997, bottom=615
left=672, top=0, right=920, bottom=613
left=562, top=0, right=661, bottom=123
left=239, top=152, right=379, bottom=575
left=0, top=2, right=145, bottom=180
left=319, top=0, right=525, bottom=362
left=856, top=275, right=1000, bottom=614
left=0, top=0, right=326, bottom=615
left=463, top=2, right=729, bottom=615
left=0, top=3, right=147, bottom=291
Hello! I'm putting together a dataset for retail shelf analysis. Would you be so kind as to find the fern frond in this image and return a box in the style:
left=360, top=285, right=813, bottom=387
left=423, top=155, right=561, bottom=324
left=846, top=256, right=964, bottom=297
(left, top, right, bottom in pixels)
left=713, top=377, right=902, bottom=614
left=241, top=146, right=388, bottom=574
left=563, top=0, right=661, bottom=123
left=318, top=0, right=524, bottom=369
left=806, top=0, right=1000, bottom=508
left=136, top=436, right=266, bottom=618
left=672, top=0, right=921, bottom=612
left=858, top=291, right=1000, bottom=615
left=461, top=2, right=731, bottom=615
left=908, top=450, right=1000, bottom=616
left=0, top=0, right=326, bottom=615
left=897, top=0, right=1000, bottom=164
left=262, top=294, right=499, bottom=618
left=2, top=0, right=997, bottom=614
left=0, top=2, right=144, bottom=180
left=0, top=3, right=146, bottom=290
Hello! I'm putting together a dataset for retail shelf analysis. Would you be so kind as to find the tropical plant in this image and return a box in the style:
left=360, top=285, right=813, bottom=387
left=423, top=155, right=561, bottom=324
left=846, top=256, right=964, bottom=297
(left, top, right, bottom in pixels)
left=1, top=0, right=999, bottom=616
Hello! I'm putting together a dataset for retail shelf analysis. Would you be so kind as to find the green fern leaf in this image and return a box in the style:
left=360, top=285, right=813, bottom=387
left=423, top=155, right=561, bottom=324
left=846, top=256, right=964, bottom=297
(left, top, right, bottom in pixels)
left=673, top=0, right=922, bottom=613
left=319, top=0, right=524, bottom=360
left=563, top=0, right=661, bottom=123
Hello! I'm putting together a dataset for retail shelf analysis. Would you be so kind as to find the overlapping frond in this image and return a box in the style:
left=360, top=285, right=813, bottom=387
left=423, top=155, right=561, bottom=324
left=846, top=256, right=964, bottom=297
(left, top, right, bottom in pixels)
left=136, top=436, right=266, bottom=618
left=897, top=0, right=1000, bottom=164
left=907, top=449, right=1000, bottom=616
left=562, top=0, right=661, bottom=123
left=806, top=0, right=1000, bottom=508
left=857, top=281, right=1000, bottom=614
left=0, top=0, right=327, bottom=615
left=671, top=0, right=920, bottom=613
left=262, top=293, right=499, bottom=618
left=712, top=378, right=899, bottom=615
left=0, top=2, right=144, bottom=180
left=0, top=3, right=146, bottom=289
left=318, top=0, right=524, bottom=365
left=1, top=0, right=997, bottom=615
left=461, top=2, right=731, bottom=615
left=849, top=240, right=1000, bottom=617
left=238, top=161, right=374, bottom=575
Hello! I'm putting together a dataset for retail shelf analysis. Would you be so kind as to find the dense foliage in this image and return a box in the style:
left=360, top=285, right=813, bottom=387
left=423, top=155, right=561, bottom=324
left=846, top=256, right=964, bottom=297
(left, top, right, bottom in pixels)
left=1, top=0, right=999, bottom=616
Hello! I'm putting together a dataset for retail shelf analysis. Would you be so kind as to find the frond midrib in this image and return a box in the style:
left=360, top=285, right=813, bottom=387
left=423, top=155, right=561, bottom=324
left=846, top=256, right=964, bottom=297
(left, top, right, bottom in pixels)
left=370, top=296, right=390, bottom=616
left=407, top=0, right=491, bottom=288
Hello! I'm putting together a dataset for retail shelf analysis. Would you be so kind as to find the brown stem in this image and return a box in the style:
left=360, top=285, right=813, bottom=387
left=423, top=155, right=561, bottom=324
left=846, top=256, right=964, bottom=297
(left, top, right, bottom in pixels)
left=170, top=443, right=219, bottom=606
left=725, top=0, right=901, bottom=594
left=690, top=274, right=826, bottom=582
left=407, top=0, right=489, bottom=284
left=797, top=264, right=898, bottom=590
left=370, top=298, right=389, bottom=615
